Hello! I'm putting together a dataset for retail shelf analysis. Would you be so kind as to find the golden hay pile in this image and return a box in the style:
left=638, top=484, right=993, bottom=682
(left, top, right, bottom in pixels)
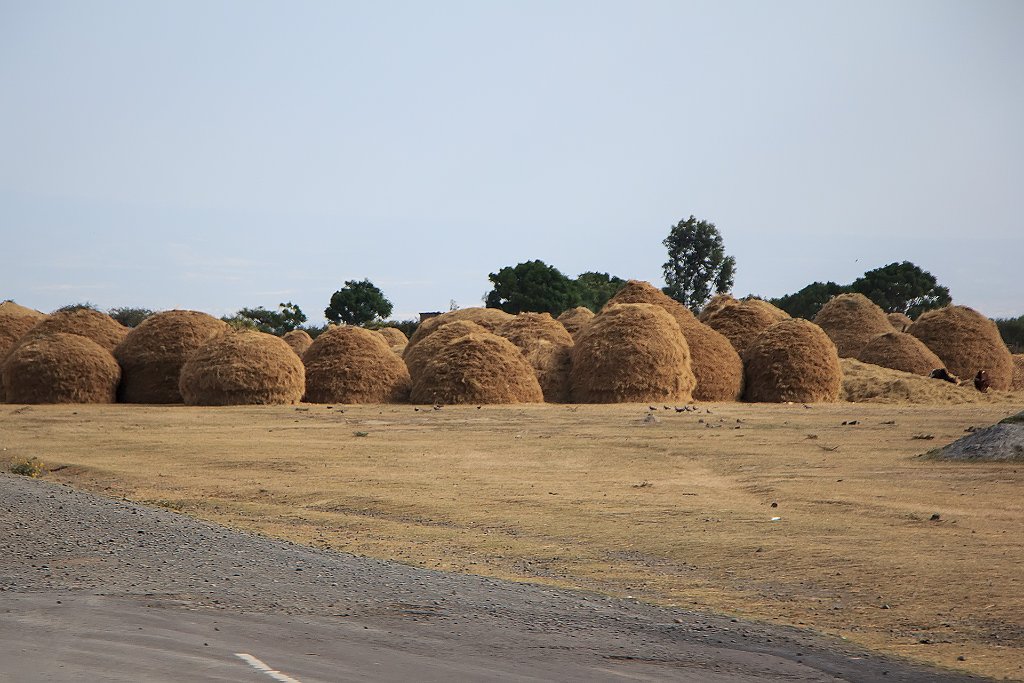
left=698, top=293, right=738, bottom=322
left=705, top=298, right=791, bottom=356
left=410, top=332, right=543, bottom=405
left=605, top=280, right=742, bottom=401
left=742, top=319, right=841, bottom=403
left=282, top=329, right=313, bottom=356
left=908, top=305, right=1014, bottom=391
left=1012, top=355, right=1024, bottom=392
left=856, top=331, right=943, bottom=376
left=814, top=293, right=893, bottom=358
left=570, top=303, right=696, bottom=404
left=21, top=308, right=128, bottom=353
left=555, top=306, right=595, bottom=340
left=376, top=327, right=408, bottom=346
left=114, top=310, right=230, bottom=404
left=2, top=333, right=120, bottom=404
left=1, top=313, right=39, bottom=360
left=403, top=320, right=488, bottom=381
left=887, top=312, right=912, bottom=332
left=841, top=358, right=1015, bottom=404
left=179, top=330, right=305, bottom=406
left=303, top=325, right=410, bottom=404
left=496, top=312, right=574, bottom=403
left=0, top=301, right=46, bottom=320
left=405, top=308, right=513, bottom=351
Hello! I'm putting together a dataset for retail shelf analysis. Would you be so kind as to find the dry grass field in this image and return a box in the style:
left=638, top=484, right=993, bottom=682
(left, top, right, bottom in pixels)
left=3, top=400, right=1023, bottom=679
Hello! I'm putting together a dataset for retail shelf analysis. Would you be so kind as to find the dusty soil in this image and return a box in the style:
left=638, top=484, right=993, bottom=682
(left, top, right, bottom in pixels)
left=2, top=399, right=1023, bottom=679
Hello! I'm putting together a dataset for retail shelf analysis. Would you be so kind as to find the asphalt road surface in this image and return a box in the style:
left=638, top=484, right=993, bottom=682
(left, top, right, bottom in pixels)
left=0, top=475, right=983, bottom=682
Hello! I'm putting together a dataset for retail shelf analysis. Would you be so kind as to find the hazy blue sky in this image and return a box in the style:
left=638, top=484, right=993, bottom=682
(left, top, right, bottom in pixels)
left=2, top=0, right=1022, bottom=322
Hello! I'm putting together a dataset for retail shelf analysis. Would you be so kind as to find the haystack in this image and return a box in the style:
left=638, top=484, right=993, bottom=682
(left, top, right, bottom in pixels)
left=376, top=327, right=408, bottom=346
left=698, top=293, right=739, bottom=322
left=405, top=307, right=513, bottom=351
left=813, top=293, right=892, bottom=358
left=2, top=333, right=120, bottom=404
left=556, top=307, right=595, bottom=340
left=704, top=298, right=790, bottom=356
left=840, top=358, right=1011, bottom=405
left=888, top=312, right=912, bottom=332
left=742, top=319, right=841, bottom=403
left=410, top=332, right=543, bottom=405
left=21, top=308, right=128, bottom=352
left=0, top=301, right=46, bottom=321
left=114, top=310, right=231, bottom=403
left=570, top=303, right=696, bottom=404
left=1011, top=355, right=1024, bottom=392
left=604, top=280, right=742, bottom=401
left=496, top=312, right=574, bottom=402
left=179, top=330, right=304, bottom=406
left=303, top=325, right=410, bottom=403
left=402, top=320, right=488, bottom=381
left=1, top=313, right=39, bottom=361
left=907, top=306, right=1014, bottom=391
left=282, top=329, right=313, bottom=357
left=856, top=332, right=943, bottom=376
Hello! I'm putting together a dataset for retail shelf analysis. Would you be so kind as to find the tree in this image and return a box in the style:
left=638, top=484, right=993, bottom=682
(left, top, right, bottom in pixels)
left=662, top=216, right=736, bottom=309
left=848, top=261, right=951, bottom=318
left=108, top=307, right=154, bottom=327
left=770, top=282, right=846, bottom=319
left=995, top=315, right=1024, bottom=353
left=573, top=271, right=626, bottom=312
left=325, top=280, right=393, bottom=325
left=229, top=302, right=307, bottom=335
left=484, top=260, right=577, bottom=315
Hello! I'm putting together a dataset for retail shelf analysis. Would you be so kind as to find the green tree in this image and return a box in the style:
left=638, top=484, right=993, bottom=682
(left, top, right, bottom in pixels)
left=484, top=260, right=577, bottom=315
left=108, top=307, right=155, bottom=328
left=54, top=302, right=99, bottom=313
left=662, top=216, right=736, bottom=309
left=229, top=302, right=307, bottom=335
left=325, top=280, right=393, bottom=325
left=848, top=261, right=951, bottom=318
left=770, top=282, right=847, bottom=319
left=995, top=315, right=1024, bottom=353
left=573, top=271, right=626, bottom=312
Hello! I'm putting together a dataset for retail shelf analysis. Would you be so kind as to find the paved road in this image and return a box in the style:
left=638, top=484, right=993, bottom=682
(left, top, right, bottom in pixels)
left=0, top=475, right=983, bottom=682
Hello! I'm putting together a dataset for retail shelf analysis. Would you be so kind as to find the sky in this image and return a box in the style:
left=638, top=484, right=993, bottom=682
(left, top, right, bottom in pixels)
left=1, top=0, right=1022, bottom=323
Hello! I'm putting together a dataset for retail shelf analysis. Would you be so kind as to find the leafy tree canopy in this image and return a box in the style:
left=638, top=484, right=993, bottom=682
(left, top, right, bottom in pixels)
left=573, top=272, right=626, bottom=312
left=848, top=261, right=951, bottom=318
left=325, top=280, right=393, bottom=325
left=662, top=215, right=736, bottom=309
left=769, top=282, right=846, bottom=319
left=994, top=315, right=1024, bottom=354
left=108, top=307, right=155, bottom=328
left=229, top=302, right=307, bottom=336
left=484, top=260, right=577, bottom=315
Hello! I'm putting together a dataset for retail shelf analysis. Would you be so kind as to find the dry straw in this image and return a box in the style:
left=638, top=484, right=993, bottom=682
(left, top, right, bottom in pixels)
left=21, top=308, right=128, bottom=353
left=908, top=305, right=1014, bottom=391
left=496, top=312, right=574, bottom=403
left=555, top=306, right=595, bottom=340
left=841, top=358, right=1013, bottom=404
left=0, top=301, right=46, bottom=321
left=376, top=327, right=408, bottom=346
left=742, top=319, right=841, bottom=403
left=698, top=293, right=739, bottom=322
left=403, top=320, right=488, bottom=382
left=705, top=298, right=790, bottom=356
left=179, top=330, right=305, bottom=406
left=887, top=312, right=912, bottom=332
left=405, top=307, right=513, bottom=352
left=2, top=333, right=120, bottom=404
left=114, top=310, right=230, bottom=403
left=1011, top=355, right=1024, bottom=392
left=856, top=331, right=943, bottom=376
left=303, top=325, right=410, bottom=404
left=814, top=293, right=892, bottom=358
left=411, top=332, right=543, bottom=405
left=570, top=303, right=696, bottom=404
left=282, top=329, right=313, bottom=357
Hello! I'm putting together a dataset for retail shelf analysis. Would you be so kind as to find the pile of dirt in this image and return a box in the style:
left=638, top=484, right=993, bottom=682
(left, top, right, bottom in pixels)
left=403, top=320, right=489, bottom=382
left=114, top=310, right=231, bottom=403
left=908, top=306, right=1014, bottom=390
left=856, top=332, right=943, bottom=376
left=605, top=280, right=742, bottom=401
left=303, top=326, right=410, bottom=403
left=496, top=312, right=574, bottom=403
left=179, top=330, right=305, bottom=406
left=705, top=298, right=790, bottom=356
left=840, top=358, right=1013, bottom=404
left=1012, top=355, right=1024, bottom=391
left=2, top=333, right=120, bottom=404
left=282, top=329, right=313, bottom=357
left=570, top=303, right=696, bottom=404
left=743, top=319, right=841, bottom=403
left=410, top=332, right=543, bottom=404
left=405, top=308, right=513, bottom=352
left=0, top=301, right=46, bottom=321
left=376, top=327, right=408, bottom=346
left=814, top=293, right=893, bottom=358
left=922, top=411, right=1024, bottom=461
left=20, top=308, right=128, bottom=353
left=555, top=307, right=595, bottom=340
left=887, top=312, right=912, bottom=332
left=698, top=293, right=738, bottom=322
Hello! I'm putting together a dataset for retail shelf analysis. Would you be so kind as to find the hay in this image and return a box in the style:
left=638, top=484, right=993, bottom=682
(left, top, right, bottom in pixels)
left=0, top=301, right=46, bottom=320
left=403, top=320, right=489, bottom=382
left=907, top=305, right=1014, bottom=391
left=2, top=333, right=120, bottom=404
left=570, top=303, right=696, bottom=404
left=856, top=332, right=943, bottom=376
left=410, top=332, right=543, bottom=405
left=814, top=293, right=893, bottom=358
left=887, top=312, right=912, bottom=332
left=496, top=312, right=574, bottom=403
left=282, top=329, right=313, bottom=356
left=705, top=298, right=791, bottom=356
left=303, top=325, right=411, bottom=404
left=1, top=313, right=39, bottom=362
left=21, top=308, right=128, bottom=353
left=179, top=330, right=305, bottom=406
left=376, top=327, right=408, bottom=346
left=841, top=358, right=1015, bottom=405
left=556, top=306, right=595, bottom=340
left=1011, top=355, right=1024, bottom=392
left=405, top=307, right=513, bottom=352
left=742, top=319, right=841, bottom=403
left=698, top=293, right=738, bottom=322
left=114, top=310, right=231, bottom=404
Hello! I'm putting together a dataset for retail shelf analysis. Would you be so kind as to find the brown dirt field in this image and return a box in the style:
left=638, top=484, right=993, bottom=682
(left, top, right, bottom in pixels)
left=2, top=400, right=1023, bottom=679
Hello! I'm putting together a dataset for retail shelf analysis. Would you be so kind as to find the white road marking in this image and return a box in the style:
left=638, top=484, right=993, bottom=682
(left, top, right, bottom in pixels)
left=235, top=653, right=303, bottom=683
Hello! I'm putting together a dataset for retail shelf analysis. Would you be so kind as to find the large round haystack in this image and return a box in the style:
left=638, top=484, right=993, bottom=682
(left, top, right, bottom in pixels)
left=698, top=293, right=739, bottom=322
left=405, top=307, right=513, bottom=352
left=907, top=306, right=1014, bottom=391
left=496, top=313, right=574, bottom=403
left=743, top=319, right=841, bottom=403
left=856, top=332, right=943, bottom=376
left=704, top=298, right=790, bottom=357
left=813, top=293, right=892, bottom=358
left=21, top=308, right=128, bottom=352
left=303, top=325, right=410, bottom=404
left=1010, top=355, right=1023, bottom=392
left=2, top=333, right=120, bottom=404
left=0, top=301, right=46, bottom=321
left=570, top=303, right=696, bottom=404
left=376, top=327, right=408, bottom=346
left=556, top=306, right=595, bottom=340
left=282, top=329, right=313, bottom=356
left=179, top=330, right=304, bottom=406
left=604, top=280, right=741, bottom=401
left=887, top=312, right=912, bottom=332
left=1, top=313, right=39, bottom=360
left=114, top=310, right=231, bottom=403
left=410, top=332, right=543, bottom=405
left=403, top=320, right=488, bottom=382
